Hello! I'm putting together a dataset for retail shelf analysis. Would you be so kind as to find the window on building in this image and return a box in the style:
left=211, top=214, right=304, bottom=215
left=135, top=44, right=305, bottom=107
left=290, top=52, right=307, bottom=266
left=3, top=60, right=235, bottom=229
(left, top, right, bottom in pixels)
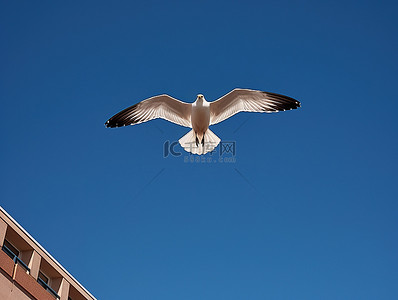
left=2, top=239, right=19, bottom=259
left=38, top=271, right=49, bottom=288
left=38, top=270, right=60, bottom=299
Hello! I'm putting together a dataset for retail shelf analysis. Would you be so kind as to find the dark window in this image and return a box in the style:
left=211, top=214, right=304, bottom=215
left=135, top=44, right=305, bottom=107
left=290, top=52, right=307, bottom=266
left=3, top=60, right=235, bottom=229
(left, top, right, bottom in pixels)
left=2, top=239, right=30, bottom=273
left=38, top=271, right=49, bottom=288
left=38, top=272, right=49, bottom=284
left=37, top=271, right=60, bottom=299
left=2, top=239, right=19, bottom=259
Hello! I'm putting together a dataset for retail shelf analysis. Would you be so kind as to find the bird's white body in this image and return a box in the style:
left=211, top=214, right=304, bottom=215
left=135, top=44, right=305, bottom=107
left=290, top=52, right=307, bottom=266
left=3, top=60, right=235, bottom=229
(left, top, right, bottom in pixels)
left=178, top=95, right=220, bottom=155
left=191, top=95, right=210, bottom=141
left=105, top=88, right=300, bottom=155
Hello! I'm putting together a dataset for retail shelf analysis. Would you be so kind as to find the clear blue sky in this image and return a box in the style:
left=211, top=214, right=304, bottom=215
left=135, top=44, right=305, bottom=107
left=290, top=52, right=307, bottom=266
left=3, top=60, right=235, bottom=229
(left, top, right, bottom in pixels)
left=1, top=1, right=397, bottom=299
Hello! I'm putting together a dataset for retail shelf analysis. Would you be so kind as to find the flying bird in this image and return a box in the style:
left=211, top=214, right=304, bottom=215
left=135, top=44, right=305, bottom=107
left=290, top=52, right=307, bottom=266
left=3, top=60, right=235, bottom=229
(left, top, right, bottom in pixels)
left=105, top=88, right=300, bottom=155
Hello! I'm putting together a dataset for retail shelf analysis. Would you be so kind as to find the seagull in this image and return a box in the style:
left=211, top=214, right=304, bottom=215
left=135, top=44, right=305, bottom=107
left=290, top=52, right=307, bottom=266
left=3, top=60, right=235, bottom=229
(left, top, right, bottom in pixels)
left=105, top=88, right=300, bottom=155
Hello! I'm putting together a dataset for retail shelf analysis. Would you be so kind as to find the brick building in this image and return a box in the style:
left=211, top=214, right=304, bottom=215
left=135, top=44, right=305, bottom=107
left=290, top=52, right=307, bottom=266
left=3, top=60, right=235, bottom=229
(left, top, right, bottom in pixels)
left=0, top=206, right=96, bottom=300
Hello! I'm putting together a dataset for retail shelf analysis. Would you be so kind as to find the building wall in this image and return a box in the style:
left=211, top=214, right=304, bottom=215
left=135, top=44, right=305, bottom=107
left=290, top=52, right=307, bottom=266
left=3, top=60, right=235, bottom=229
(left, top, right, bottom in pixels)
left=0, top=207, right=96, bottom=300
left=0, top=271, right=35, bottom=300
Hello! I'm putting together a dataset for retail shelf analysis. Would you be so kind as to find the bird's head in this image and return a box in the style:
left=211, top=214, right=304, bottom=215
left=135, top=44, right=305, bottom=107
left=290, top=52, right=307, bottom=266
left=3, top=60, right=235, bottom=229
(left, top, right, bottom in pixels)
left=197, top=94, right=204, bottom=100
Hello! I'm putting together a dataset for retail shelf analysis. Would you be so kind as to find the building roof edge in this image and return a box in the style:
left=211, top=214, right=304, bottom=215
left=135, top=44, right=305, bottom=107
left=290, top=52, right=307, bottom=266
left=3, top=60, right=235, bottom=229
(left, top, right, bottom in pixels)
left=0, top=206, right=97, bottom=300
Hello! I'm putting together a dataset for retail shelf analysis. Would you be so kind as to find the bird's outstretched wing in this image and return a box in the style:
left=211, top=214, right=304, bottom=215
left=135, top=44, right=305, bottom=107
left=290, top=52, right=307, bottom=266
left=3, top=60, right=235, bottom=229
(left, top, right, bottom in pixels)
left=105, top=95, right=192, bottom=128
left=210, top=88, right=300, bottom=125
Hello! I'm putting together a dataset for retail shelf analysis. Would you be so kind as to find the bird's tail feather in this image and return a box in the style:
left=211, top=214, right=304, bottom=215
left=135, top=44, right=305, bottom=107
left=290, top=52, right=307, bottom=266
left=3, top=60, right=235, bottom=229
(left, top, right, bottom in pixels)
left=178, top=129, right=221, bottom=155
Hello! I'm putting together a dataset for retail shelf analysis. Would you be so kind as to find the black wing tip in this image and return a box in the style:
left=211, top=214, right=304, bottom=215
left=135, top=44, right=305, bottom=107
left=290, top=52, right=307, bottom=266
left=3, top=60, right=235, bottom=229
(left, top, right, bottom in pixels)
left=105, top=120, right=132, bottom=128
left=105, top=103, right=141, bottom=128
left=262, top=90, right=301, bottom=110
left=104, top=118, right=131, bottom=128
left=105, top=119, right=118, bottom=128
left=292, top=100, right=301, bottom=109
left=105, top=121, right=115, bottom=128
